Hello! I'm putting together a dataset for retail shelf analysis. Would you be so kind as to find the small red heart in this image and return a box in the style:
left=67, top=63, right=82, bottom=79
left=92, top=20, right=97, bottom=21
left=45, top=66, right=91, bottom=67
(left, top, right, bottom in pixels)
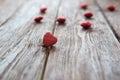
left=107, top=5, right=116, bottom=11
left=83, top=11, right=93, bottom=18
left=40, top=7, right=47, bottom=13
left=80, top=3, right=88, bottom=9
left=80, top=21, right=91, bottom=29
left=34, top=16, right=43, bottom=22
left=56, top=17, right=66, bottom=24
left=43, top=32, right=57, bottom=47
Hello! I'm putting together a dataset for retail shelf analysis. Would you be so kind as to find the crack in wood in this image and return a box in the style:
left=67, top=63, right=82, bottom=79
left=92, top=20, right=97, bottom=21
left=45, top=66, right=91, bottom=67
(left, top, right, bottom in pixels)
left=40, top=0, right=63, bottom=80
left=52, top=0, right=63, bottom=35
left=94, top=0, right=120, bottom=43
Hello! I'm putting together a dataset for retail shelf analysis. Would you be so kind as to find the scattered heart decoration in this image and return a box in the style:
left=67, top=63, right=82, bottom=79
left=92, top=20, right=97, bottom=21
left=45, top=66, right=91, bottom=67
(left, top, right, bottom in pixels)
left=83, top=11, right=93, bottom=18
left=34, top=3, right=116, bottom=48
left=80, top=21, right=92, bottom=29
left=43, top=32, right=57, bottom=47
left=34, top=16, right=43, bottom=23
left=80, top=3, right=88, bottom=9
left=56, top=17, right=66, bottom=24
left=107, top=5, right=116, bottom=11
left=40, top=7, right=47, bottom=13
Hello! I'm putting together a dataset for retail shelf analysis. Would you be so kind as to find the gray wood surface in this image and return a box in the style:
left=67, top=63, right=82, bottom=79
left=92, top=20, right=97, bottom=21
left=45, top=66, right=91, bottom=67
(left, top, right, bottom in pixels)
left=0, top=0, right=120, bottom=80
left=0, top=0, right=60, bottom=80
left=95, top=0, right=120, bottom=41
left=44, top=0, right=120, bottom=80
left=0, top=0, right=27, bottom=26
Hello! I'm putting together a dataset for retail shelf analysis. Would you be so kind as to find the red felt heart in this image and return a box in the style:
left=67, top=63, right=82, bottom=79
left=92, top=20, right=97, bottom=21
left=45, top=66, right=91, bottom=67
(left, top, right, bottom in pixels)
left=34, top=16, right=43, bottom=22
left=80, top=21, right=92, bottom=29
left=83, top=11, right=93, bottom=18
left=43, top=32, right=57, bottom=47
left=56, top=17, right=66, bottom=23
left=80, top=3, right=88, bottom=9
left=107, top=5, right=116, bottom=11
left=40, top=7, right=47, bottom=13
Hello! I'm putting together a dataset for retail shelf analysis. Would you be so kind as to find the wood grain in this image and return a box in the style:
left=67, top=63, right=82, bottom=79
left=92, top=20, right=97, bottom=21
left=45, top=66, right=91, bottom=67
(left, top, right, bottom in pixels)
left=43, top=0, right=120, bottom=80
left=0, top=0, right=28, bottom=26
left=0, top=0, right=61, bottom=80
left=0, top=0, right=120, bottom=80
left=95, top=0, right=120, bottom=41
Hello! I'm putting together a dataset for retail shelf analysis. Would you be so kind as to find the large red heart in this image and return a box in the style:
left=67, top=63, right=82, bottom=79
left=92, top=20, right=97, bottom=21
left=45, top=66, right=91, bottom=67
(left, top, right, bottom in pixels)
left=43, top=32, right=57, bottom=47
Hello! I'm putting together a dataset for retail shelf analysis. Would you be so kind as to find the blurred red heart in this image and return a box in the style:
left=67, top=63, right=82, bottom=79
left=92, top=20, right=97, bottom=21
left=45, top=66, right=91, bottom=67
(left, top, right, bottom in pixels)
left=83, top=11, right=93, bottom=18
left=80, top=3, right=88, bottom=9
left=40, top=7, right=47, bottom=13
left=107, top=5, right=116, bottom=11
left=34, top=16, right=43, bottom=22
left=80, top=21, right=92, bottom=29
left=43, top=32, right=57, bottom=47
left=56, top=17, right=66, bottom=23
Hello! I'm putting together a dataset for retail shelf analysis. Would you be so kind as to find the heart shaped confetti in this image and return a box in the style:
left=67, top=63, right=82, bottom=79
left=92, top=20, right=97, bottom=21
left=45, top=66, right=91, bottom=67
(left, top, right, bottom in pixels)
left=80, top=3, right=88, bottom=9
left=43, top=32, right=57, bottom=47
left=83, top=11, right=93, bottom=18
left=56, top=17, right=66, bottom=24
left=40, top=7, right=47, bottom=13
left=80, top=21, right=92, bottom=29
left=34, top=16, right=43, bottom=23
left=107, top=5, right=116, bottom=11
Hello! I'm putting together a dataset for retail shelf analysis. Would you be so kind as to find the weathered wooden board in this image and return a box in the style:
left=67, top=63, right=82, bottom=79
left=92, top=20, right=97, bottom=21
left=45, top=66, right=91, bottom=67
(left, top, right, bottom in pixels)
left=44, top=0, right=120, bottom=80
left=0, top=0, right=120, bottom=80
left=95, top=0, right=120, bottom=41
left=0, top=0, right=61, bottom=80
left=0, top=0, right=28, bottom=26
left=97, top=0, right=120, bottom=11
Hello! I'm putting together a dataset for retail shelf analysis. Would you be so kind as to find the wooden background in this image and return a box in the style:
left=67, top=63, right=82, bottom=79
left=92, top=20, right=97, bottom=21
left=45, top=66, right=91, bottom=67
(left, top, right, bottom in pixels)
left=0, top=0, right=120, bottom=80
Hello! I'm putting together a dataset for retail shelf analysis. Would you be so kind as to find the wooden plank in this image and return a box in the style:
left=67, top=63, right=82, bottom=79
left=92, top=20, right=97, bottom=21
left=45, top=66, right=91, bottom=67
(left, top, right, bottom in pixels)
left=95, top=0, right=120, bottom=41
left=95, top=0, right=120, bottom=11
left=0, top=0, right=28, bottom=26
left=0, top=0, right=61, bottom=80
left=0, top=0, right=7, bottom=5
left=0, top=0, right=41, bottom=61
left=44, top=0, right=120, bottom=80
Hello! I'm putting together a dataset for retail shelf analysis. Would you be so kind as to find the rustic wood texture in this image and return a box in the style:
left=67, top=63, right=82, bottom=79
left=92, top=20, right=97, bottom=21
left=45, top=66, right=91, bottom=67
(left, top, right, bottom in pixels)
left=44, top=0, right=120, bottom=80
left=0, top=0, right=27, bottom=26
left=0, top=0, right=61, bottom=80
left=0, top=0, right=120, bottom=80
left=95, top=0, right=120, bottom=40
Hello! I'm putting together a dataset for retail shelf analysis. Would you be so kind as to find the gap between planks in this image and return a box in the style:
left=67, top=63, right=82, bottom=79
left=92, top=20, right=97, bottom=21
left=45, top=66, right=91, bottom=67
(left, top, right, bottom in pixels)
left=93, top=0, right=120, bottom=43
left=40, top=0, right=62, bottom=80
left=1, top=0, right=120, bottom=80
left=0, top=2, right=59, bottom=79
left=42, top=0, right=120, bottom=80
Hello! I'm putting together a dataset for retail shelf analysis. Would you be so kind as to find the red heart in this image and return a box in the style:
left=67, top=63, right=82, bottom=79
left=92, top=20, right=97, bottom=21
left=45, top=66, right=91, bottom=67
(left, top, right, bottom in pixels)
left=56, top=17, right=66, bottom=23
left=83, top=11, right=93, bottom=18
left=40, top=7, right=47, bottom=13
left=107, top=5, right=116, bottom=11
left=43, top=32, right=57, bottom=47
left=80, top=3, right=88, bottom=9
left=80, top=21, right=92, bottom=29
left=34, top=16, right=43, bottom=22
